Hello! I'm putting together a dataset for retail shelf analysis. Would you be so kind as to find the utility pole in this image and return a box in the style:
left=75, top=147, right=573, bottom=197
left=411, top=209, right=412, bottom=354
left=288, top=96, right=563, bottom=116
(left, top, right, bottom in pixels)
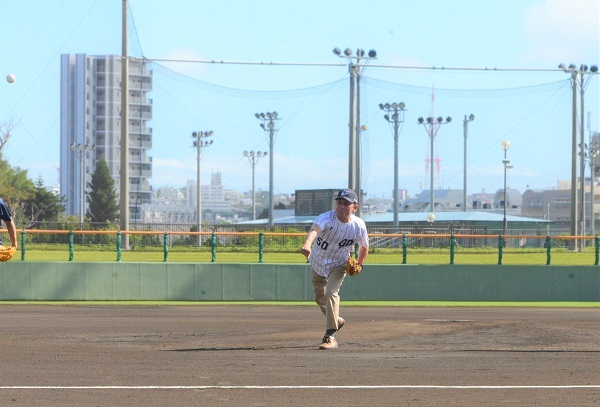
left=558, top=63, right=599, bottom=249
left=120, top=0, right=130, bottom=249
left=579, top=66, right=588, bottom=243
left=463, top=114, right=475, bottom=212
left=417, top=116, right=452, bottom=214
left=243, top=150, right=267, bottom=221
left=333, top=47, right=377, bottom=211
left=192, top=131, right=214, bottom=246
left=255, top=112, right=280, bottom=227
left=379, top=102, right=406, bottom=228
left=501, top=140, right=511, bottom=236
left=71, top=143, right=95, bottom=224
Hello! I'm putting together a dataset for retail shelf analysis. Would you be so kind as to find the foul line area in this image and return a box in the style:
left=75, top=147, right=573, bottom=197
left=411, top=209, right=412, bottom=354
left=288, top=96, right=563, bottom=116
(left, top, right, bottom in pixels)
left=0, top=385, right=598, bottom=390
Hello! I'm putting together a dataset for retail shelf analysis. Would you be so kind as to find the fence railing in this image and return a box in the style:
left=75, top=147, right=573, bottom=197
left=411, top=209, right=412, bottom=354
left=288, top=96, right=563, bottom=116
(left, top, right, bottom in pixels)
left=3, top=229, right=600, bottom=266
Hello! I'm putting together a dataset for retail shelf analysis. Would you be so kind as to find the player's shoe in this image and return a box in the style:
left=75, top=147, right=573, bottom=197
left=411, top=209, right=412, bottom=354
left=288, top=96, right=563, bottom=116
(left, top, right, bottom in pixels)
left=337, top=317, right=345, bottom=332
left=319, top=335, right=338, bottom=350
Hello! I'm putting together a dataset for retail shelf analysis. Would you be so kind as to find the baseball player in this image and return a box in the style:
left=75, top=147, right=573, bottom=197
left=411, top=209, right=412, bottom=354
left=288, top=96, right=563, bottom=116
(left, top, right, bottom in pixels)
left=301, top=188, right=369, bottom=350
left=0, top=198, right=17, bottom=249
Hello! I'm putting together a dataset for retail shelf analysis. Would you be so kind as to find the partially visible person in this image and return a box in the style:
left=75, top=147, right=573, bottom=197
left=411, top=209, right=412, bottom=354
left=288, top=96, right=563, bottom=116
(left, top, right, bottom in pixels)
left=0, top=198, right=17, bottom=249
left=301, top=189, right=369, bottom=350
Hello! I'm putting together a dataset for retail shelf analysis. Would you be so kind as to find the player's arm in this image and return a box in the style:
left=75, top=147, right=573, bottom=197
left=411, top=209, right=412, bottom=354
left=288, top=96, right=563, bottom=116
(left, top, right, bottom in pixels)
left=4, top=218, right=17, bottom=249
left=301, top=224, right=322, bottom=259
left=357, top=245, right=368, bottom=267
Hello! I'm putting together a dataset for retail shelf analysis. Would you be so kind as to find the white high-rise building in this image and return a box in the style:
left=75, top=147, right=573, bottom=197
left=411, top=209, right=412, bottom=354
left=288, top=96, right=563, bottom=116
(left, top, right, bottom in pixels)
left=60, top=54, right=153, bottom=222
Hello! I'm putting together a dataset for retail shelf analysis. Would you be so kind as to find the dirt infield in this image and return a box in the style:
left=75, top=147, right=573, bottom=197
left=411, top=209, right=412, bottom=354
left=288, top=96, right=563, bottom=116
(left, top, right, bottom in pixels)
left=0, top=305, right=598, bottom=406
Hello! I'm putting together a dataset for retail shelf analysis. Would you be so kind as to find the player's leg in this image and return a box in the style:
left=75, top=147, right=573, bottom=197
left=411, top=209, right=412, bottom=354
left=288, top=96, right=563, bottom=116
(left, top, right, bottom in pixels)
left=311, top=269, right=327, bottom=316
left=318, top=266, right=346, bottom=349
left=324, top=265, right=346, bottom=332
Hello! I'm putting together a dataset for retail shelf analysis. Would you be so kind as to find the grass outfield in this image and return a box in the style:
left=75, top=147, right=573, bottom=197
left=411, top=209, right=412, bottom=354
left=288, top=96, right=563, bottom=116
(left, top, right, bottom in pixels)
left=14, top=248, right=600, bottom=266
left=0, top=301, right=598, bottom=307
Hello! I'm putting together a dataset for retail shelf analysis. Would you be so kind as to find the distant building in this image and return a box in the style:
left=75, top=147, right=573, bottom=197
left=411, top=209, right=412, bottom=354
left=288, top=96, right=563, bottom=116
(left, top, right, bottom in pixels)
left=141, top=172, right=233, bottom=223
left=398, top=188, right=522, bottom=215
left=493, top=187, right=522, bottom=214
left=400, top=189, right=465, bottom=212
left=185, top=172, right=232, bottom=215
left=60, top=54, right=153, bottom=222
left=522, top=179, right=599, bottom=226
left=470, top=189, right=495, bottom=210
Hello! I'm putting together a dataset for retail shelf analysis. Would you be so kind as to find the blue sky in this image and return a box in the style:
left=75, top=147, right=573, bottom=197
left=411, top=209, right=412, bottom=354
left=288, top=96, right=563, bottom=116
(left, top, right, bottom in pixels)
left=0, top=0, right=598, bottom=200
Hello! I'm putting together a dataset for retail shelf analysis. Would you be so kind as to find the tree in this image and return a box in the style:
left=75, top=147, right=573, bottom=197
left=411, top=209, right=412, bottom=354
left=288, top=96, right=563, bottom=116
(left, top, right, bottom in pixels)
left=86, top=159, right=119, bottom=226
left=22, top=177, right=65, bottom=226
left=0, top=157, right=35, bottom=221
left=0, top=119, right=18, bottom=155
left=0, top=125, right=63, bottom=226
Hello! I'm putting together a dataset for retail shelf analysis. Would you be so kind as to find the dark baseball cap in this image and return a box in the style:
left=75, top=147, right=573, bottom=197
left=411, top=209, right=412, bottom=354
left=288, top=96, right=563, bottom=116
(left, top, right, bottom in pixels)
left=335, top=189, right=358, bottom=203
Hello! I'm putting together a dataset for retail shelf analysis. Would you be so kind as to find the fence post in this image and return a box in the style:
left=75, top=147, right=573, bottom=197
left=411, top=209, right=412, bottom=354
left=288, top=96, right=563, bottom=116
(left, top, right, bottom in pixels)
left=211, top=232, right=217, bottom=263
left=449, top=234, right=455, bottom=265
left=258, top=231, right=264, bottom=263
left=545, top=235, right=551, bottom=265
left=68, top=230, right=74, bottom=261
left=497, top=235, right=503, bottom=265
left=20, top=230, right=26, bottom=261
left=402, top=234, right=407, bottom=264
left=163, top=232, right=169, bottom=262
left=595, top=235, right=599, bottom=266
left=116, top=231, right=122, bottom=262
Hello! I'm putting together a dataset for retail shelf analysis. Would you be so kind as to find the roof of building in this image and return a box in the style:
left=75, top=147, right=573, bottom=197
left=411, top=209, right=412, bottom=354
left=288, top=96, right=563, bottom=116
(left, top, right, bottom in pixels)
left=405, top=189, right=464, bottom=203
left=239, top=210, right=549, bottom=225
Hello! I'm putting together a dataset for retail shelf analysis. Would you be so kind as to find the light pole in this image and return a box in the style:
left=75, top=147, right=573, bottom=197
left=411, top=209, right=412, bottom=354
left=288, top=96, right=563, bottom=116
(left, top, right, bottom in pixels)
left=463, top=114, right=475, bottom=212
left=578, top=65, right=598, bottom=241
left=71, top=143, right=95, bottom=224
left=192, top=131, right=214, bottom=246
left=558, top=63, right=598, bottom=250
left=588, top=136, right=600, bottom=237
left=501, top=140, right=511, bottom=236
left=120, top=0, right=130, bottom=249
left=243, top=150, right=268, bottom=221
left=333, top=47, right=377, bottom=210
left=255, top=112, right=280, bottom=227
left=417, top=116, right=452, bottom=213
left=379, top=102, right=406, bottom=228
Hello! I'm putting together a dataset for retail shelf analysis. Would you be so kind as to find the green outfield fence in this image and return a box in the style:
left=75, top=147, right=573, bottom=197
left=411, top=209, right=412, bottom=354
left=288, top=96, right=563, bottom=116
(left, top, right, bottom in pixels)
left=3, top=228, right=600, bottom=266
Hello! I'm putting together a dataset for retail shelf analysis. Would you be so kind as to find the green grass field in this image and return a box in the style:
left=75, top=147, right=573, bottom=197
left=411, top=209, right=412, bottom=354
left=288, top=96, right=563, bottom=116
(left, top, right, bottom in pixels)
left=13, top=246, right=600, bottom=266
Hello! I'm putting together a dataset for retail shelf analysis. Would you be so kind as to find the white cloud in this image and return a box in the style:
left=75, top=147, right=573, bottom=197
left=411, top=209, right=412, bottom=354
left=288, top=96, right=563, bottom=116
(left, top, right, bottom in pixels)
left=522, top=0, right=599, bottom=63
left=153, top=157, right=190, bottom=170
left=151, top=157, right=195, bottom=187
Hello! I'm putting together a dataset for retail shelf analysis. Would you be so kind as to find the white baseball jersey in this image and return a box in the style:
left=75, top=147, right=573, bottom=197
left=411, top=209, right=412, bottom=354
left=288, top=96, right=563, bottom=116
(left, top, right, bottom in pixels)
left=309, top=210, right=369, bottom=277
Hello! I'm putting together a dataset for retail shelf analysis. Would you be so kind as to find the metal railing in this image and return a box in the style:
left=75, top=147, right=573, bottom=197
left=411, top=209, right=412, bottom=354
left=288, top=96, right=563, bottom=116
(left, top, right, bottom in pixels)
left=3, top=228, right=600, bottom=266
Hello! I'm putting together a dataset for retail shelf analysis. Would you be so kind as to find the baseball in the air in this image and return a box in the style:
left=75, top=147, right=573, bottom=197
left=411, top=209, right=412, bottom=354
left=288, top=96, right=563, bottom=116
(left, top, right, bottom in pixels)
left=6, top=74, right=16, bottom=84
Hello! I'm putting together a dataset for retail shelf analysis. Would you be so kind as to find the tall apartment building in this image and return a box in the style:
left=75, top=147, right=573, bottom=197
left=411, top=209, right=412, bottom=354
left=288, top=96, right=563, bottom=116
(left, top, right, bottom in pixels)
left=60, top=54, right=153, bottom=222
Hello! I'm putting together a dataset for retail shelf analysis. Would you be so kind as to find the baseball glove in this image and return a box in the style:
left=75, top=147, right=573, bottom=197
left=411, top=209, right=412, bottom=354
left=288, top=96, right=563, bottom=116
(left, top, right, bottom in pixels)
left=345, top=255, right=362, bottom=277
left=0, top=246, right=16, bottom=262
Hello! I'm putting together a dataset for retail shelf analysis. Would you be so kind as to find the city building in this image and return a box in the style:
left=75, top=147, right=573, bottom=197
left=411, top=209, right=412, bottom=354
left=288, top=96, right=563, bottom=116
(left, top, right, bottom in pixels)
left=142, top=172, right=233, bottom=224
left=400, top=189, right=466, bottom=212
left=522, top=179, right=599, bottom=229
left=185, top=172, right=232, bottom=217
left=493, top=187, right=522, bottom=214
left=470, top=188, right=495, bottom=210
left=60, top=54, right=153, bottom=222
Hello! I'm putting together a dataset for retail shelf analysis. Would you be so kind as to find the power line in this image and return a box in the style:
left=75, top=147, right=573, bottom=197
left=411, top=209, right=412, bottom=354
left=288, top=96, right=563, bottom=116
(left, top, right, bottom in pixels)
left=146, top=56, right=566, bottom=73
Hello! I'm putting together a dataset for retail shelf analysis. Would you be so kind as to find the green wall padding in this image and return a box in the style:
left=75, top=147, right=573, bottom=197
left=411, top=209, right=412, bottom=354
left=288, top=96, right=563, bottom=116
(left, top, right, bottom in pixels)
left=0, top=262, right=597, bottom=301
